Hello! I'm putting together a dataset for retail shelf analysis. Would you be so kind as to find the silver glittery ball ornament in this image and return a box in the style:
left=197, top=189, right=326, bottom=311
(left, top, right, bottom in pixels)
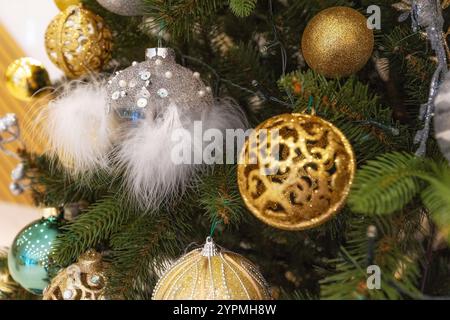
left=434, top=72, right=450, bottom=162
left=106, top=48, right=214, bottom=121
left=96, top=0, right=144, bottom=16
left=104, top=48, right=246, bottom=208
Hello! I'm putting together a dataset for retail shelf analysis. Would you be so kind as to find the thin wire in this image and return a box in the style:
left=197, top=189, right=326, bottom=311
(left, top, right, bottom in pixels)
left=267, top=0, right=287, bottom=76
left=209, top=215, right=221, bottom=237
left=179, top=53, right=293, bottom=108
left=157, top=20, right=165, bottom=48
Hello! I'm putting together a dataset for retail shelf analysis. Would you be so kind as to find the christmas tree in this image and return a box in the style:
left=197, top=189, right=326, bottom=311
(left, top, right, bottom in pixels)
left=2, top=0, right=450, bottom=300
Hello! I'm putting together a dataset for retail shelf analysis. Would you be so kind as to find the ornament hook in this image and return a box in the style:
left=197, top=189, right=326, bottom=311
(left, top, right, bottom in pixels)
left=201, top=237, right=219, bottom=257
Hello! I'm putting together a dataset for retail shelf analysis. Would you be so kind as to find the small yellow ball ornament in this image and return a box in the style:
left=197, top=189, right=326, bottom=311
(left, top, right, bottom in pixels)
left=45, top=5, right=113, bottom=78
left=237, top=113, right=355, bottom=231
left=301, top=7, right=374, bottom=78
left=153, top=237, right=272, bottom=300
left=54, top=0, right=81, bottom=11
left=43, top=250, right=108, bottom=300
left=5, top=58, right=52, bottom=102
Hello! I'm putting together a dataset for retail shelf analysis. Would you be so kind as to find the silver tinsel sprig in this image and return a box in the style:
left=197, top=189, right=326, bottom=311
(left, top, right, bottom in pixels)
left=0, top=113, right=28, bottom=196
left=408, top=0, right=448, bottom=156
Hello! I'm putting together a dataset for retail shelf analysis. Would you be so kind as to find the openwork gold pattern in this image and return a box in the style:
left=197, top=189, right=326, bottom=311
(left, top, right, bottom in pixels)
left=43, top=250, right=107, bottom=300
left=152, top=238, right=271, bottom=300
left=237, top=113, right=355, bottom=231
left=45, top=5, right=113, bottom=78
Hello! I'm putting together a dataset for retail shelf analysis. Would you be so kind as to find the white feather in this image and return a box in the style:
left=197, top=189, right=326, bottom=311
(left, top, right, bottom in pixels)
left=116, top=99, right=247, bottom=208
left=41, top=81, right=115, bottom=174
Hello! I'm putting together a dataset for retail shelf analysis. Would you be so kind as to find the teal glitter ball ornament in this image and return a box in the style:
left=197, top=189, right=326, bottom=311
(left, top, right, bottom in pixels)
left=8, top=208, right=64, bottom=295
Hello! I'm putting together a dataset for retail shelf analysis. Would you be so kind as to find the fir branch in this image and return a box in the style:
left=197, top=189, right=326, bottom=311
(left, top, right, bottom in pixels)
left=106, top=213, right=191, bottom=299
left=320, top=214, right=422, bottom=300
left=420, top=162, right=450, bottom=243
left=349, top=152, right=427, bottom=215
left=229, top=0, right=257, bottom=17
left=198, top=165, right=245, bottom=226
left=54, top=196, right=130, bottom=266
left=142, top=0, right=228, bottom=38
left=278, top=71, right=403, bottom=162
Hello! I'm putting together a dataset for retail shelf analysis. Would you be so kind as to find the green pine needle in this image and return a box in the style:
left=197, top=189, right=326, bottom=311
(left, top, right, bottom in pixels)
left=229, top=0, right=257, bottom=17
left=349, top=152, right=427, bottom=215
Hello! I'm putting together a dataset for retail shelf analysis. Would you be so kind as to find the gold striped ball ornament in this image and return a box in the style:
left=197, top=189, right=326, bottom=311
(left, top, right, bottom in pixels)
left=5, top=57, right=52, bottom=102
left=43, top=250, right=108, bottom=300
left=54, top=0, right=81, bottom=11
left=152, top=237, right=272, bottom=300
left=237, top=113, right=355, bottom=231
left=45, top=4, right=113, bottom=78
left=301, top=7, right=374, bottom=78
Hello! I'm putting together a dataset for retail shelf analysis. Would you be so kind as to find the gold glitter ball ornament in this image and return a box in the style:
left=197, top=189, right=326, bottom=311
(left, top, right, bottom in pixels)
left=45, top=5, right=113, bottom=78
left=152, top=237, right=272, bottom=300
left=301, top=7, right=374, bottom=78
left=237, top=113, right=356, bottom=231
left=5, top=57, right=52, bottom=102
left=43, top=250, right=108, bottom=300
left=54, top=0, right=81, bottom=11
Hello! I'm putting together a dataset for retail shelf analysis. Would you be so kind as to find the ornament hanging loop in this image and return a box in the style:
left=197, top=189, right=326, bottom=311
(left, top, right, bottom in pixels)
left=201, top=237, right=219, bottom=257
left=157, top=20, right=165, bottom=48
left=145, top=47, right=176, bottom=62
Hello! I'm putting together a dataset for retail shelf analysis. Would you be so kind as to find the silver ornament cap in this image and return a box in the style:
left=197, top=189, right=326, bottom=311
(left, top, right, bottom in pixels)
left=201, top=237, right=219, bottom=257
left=145, top=48, right=176, bottom=62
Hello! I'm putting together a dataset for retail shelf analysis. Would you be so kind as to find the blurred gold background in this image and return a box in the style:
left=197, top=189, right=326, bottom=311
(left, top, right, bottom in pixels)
left=0, top=23, right=43, bottom=205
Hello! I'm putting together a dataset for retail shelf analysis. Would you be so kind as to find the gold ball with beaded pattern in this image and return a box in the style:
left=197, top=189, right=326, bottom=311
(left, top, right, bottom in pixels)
left=45, top=4, right=113, bottom=78
left=237, top=113, right=355, bottom=231
left=43, top=250, right=108, bottom=300
left=301, top=6, right=374, bottom=78
left=152, top=237, right=272, bottom=300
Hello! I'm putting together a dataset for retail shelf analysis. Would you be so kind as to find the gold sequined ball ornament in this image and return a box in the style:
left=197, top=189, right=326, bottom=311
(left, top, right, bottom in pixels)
left=54, top=0, right=81, bottom=11
left=43, top=250, right=108, bottom=300
left=301, top=7, right=374, bottom=78
left=45, top=4, right=113, bottom=78
left=5, top=57, right=52, bottom=102
left=152, top=237, right=272, bottom=300
left=237, top=113, right=355, bottom=231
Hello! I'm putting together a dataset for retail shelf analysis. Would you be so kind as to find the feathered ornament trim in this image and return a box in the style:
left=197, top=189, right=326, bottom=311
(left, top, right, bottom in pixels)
left=40, top=48, right=248, bottom=209
left=115, top=99, right=247, bottom=208
left=40, top=81, right=117, bottom=174
left=104, top=48, right=249, bottom=208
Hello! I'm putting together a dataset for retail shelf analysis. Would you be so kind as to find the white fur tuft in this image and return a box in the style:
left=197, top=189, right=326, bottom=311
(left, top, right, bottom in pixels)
left=116, top=99, right=248, bottom=208
left=41, top=81, right=115, bottom=174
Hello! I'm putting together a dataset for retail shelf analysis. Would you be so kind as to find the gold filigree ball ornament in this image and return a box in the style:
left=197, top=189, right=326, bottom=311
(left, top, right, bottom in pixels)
left=45, top=4, right=113, bottom=78
left=96, top=0, right=144, bottom=16
left=43, top=250, right=108, bottom=300
left=5, top=57, right=52, bottom=102
left=153, top=237, right=272, bottom=300
left=54, top=0, right=81, bottom=11
left=301, top=7, right=374, bottom=78
left=237, top=113, right=355, bottom=231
